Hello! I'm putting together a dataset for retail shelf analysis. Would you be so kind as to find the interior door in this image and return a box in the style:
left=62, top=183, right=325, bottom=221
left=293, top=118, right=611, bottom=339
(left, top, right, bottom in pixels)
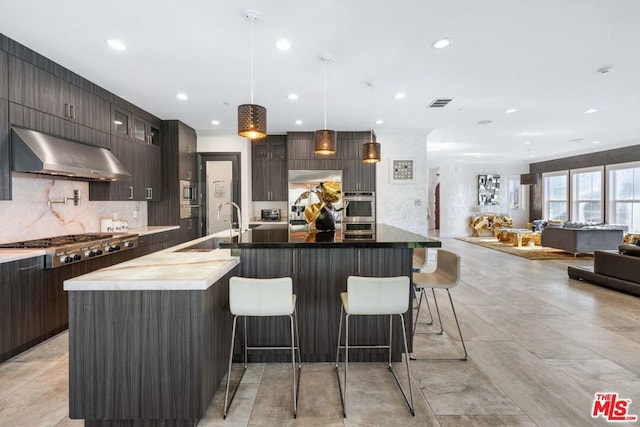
left=206, top=160, right=233, bottom=234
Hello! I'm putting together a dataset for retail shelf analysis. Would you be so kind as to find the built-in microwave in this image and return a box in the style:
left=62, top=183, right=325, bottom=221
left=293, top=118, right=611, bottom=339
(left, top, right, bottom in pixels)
left=342, top=191, right=376, bottom=223
left=180, top=180, right=197, bottom=204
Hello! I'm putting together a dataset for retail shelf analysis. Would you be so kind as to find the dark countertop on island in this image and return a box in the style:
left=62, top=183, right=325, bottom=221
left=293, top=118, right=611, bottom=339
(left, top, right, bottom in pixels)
left=218, top=223, right=441, bottom=249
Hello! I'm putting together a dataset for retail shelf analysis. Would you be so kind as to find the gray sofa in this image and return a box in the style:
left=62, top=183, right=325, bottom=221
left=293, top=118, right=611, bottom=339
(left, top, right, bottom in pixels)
left=541, top=226, right=625, bottom=254
left=568, top=244, right=640, bottom=297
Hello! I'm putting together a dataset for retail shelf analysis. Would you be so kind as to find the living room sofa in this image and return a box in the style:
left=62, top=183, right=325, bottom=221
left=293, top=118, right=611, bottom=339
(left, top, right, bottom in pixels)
left=568, top=244, right=640, bottom=297
left=541, top=226, right=625, bottom=254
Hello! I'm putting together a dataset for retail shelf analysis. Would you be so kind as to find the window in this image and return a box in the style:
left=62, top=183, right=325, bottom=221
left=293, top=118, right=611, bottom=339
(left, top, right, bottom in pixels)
left=543, top=171, right=568, bottom=220
left=570, top=166, right=603, bottom=222
left=607, top=161, right=640, bottom=232
left=508, top=177, right=521, bottom=210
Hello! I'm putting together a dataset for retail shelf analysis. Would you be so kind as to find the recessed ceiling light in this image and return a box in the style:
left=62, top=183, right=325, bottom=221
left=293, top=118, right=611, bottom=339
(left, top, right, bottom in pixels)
left=505, top=108, right=517, bottom=114
left=288, top=93, right=298, bottom=100
left=375, top=119, right=384, bottom=125
left=593, top=140, right=600, bottom=144
left=176, top=93, right=188, bottom=101
left=523, top=141, right=531, bottom=145
left=113, top=120, right=123, bottom=125
left=529, top=154, right=534, bottom=158
left=570, top=138, right=583, bottom=143
left=211, top=120, right=220, bottom=125
left=106, top=39, right=126, bottom=51
left=432, top=38, right=451, bottom=49
left=597, top=66, right=612, bottom=75
left=478, top=119, right=492, bottom=125
left=295, top=120, right=303, bottom=125
left=394, top=92, right=406, bottom=99
left=276, top=39, right=291, bottom=50
left=584, top=108, right=598, bottom=114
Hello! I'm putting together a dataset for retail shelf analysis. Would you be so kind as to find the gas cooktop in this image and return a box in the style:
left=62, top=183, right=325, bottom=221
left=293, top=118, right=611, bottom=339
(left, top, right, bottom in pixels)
left=0, top=233, right=139, bottom=268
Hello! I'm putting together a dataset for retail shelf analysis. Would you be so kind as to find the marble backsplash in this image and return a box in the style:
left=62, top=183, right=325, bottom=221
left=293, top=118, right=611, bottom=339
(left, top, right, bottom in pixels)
left=0, top=174, right=147, bottom=243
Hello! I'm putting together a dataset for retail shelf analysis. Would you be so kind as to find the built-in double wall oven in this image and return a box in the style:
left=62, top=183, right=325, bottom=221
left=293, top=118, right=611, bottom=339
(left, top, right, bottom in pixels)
left=342, top=191, right=376, bottom=238
left=180, top=180, right=199, bottom=219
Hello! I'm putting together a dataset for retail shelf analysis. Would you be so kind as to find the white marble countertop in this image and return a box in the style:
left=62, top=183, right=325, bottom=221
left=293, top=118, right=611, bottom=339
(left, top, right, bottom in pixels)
left=0, top=249, right=46, bottom=264
left=64, top=234, right=239, bottom=291
left=126, top=225, right=180, bottom=236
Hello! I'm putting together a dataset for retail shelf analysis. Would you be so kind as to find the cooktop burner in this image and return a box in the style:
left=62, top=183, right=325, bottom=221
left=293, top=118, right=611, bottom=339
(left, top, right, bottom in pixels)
left=0, top=233, right=114, bottom=249
left=0, top=233, right=139, bottom=268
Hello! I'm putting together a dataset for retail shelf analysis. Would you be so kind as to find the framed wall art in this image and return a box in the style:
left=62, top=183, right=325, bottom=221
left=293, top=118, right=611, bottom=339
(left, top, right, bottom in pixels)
left=478, top=174, right=500, bottom=205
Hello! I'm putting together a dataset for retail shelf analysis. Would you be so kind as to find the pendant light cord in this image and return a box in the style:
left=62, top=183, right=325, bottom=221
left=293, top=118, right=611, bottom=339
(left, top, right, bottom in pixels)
left=323, top=59, right=327, bottom=129
left=250, top=18, right=255, bottom=104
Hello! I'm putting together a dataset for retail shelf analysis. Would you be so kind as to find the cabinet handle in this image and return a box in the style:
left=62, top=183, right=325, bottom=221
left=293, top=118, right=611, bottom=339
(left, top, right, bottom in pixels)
left=299, top=250, right=303, bottom=276
left=292, top=251, right=296, bottom=275
left=128, top=186, right=134, bottom=200
left=70, top=104, right=75, bottom=119
left=187, top=171, right=192, bottom=181
left=65, top=103, right=71, bottom=118
left=357, top=249, right=361, bottom=274
left=146, top=187, right=153, bottom=200
left=18, top=263, right=41, bottom=271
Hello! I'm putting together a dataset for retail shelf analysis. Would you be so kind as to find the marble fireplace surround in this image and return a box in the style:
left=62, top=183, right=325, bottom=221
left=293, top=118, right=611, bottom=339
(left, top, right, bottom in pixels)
left=0, top=174, right=147, bottom=244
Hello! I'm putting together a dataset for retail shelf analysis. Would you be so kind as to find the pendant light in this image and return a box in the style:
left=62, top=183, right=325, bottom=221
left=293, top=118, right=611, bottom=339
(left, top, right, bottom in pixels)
left=314, top=54, right=336, bottom=155
left=237, top=9, right=267, bottom=139
left=362, top=81, right=381, bottom=163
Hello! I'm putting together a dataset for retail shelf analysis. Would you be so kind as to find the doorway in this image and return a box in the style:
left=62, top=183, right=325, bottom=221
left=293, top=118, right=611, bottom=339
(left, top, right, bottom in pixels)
left=199, top=153, right=241, bottom=235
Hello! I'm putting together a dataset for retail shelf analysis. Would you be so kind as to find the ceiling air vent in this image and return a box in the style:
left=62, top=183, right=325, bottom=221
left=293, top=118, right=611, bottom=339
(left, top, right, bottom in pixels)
left=428, top=98, right=453, bottom=108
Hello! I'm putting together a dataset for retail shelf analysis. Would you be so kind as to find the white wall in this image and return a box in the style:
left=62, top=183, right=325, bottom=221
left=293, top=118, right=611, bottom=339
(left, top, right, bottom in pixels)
left=432, top=161, right=530, bottom=237
left=0, top=174, right=146, bottom=243
left=196, top=132, right=253, bottom=230
left=375, top=131, right=429, bottom=235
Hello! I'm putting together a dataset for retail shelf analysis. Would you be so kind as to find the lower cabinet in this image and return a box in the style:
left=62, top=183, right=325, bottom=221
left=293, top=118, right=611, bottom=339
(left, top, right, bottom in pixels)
left=180, top=218, right=200, bottom=243
left=0, top=263, right=13, bottom=356
left=136, top=229, right=182, bottom=256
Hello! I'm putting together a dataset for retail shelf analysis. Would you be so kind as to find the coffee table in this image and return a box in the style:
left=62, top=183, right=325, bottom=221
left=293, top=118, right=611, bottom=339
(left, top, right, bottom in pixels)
left=497, top=228, right=541, bottom=247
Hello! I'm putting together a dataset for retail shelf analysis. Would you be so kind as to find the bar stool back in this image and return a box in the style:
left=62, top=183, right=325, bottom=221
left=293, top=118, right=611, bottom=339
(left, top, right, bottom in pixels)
left=335, top=276, right=415, bottom=417
left=223, top=276, right=301, bottom=418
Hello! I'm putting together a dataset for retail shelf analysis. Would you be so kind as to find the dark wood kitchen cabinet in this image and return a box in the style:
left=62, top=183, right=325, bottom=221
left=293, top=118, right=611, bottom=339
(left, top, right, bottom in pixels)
left=0, top=100, right=10, bottom=201
left=342, top=159, right=376, bottom=192
left=0, top=50, right=7, bottom=99
left=10, top=257, right=45, bottom=352
left=252, top=135, right=287, bottom=201
left=178, top=121, right=198, bottom=182
left=287, top=131, right=317, bottom=160
left=8, top=56, right=110, bottom=133
left=0, top=262, right=12, bottom=357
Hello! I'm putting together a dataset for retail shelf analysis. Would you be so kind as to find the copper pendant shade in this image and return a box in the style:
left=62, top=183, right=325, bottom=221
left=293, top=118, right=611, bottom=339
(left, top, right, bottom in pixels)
left=362, top=141, right=381, bottom=163
left=237, top=10, right=267, bottom=140
left=314, top=129, right=337, bottom=155
left=238, top=104, right=267, bottom=139
left=315, top=54, right=336, bottom=155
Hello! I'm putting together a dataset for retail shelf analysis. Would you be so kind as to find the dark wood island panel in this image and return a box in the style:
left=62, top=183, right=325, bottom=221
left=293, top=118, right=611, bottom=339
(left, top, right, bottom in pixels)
left=68, top=267, right=237, bottom=427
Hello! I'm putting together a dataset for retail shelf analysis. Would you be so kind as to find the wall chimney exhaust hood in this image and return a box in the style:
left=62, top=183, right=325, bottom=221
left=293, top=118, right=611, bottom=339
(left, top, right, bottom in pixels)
left=11, top=127, right=131, bottom=181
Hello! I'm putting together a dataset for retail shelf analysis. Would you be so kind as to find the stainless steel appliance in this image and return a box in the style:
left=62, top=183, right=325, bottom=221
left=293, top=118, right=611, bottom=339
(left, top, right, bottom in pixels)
left=180, top=179, right=199, bottom=219
left=342, top=191, right=376, bottom=237
left=0, top=233, right=139, bottom=269
left=261, top=209, right=281, bottom=221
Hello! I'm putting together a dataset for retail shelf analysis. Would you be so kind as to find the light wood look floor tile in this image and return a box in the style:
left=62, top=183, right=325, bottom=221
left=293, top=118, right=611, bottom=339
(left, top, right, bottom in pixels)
left=2, top=236, right=639, bottom=426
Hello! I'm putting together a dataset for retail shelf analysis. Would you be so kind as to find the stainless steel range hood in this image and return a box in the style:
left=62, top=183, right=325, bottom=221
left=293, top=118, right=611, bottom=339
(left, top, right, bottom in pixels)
left=11, top=127, right=131, bottom=181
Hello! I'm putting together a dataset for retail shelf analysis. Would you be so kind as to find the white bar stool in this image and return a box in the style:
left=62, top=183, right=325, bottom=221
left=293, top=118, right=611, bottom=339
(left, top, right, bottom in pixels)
left=412, top=249, right=467, bottom=361
left=334, top=276, right=415, bottom=418
left=223, top=277, right=301, bottom=418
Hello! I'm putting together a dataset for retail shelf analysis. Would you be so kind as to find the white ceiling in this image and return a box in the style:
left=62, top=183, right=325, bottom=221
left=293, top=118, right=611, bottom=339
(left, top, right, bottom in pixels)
left=2, top=0, right=640, bottom=164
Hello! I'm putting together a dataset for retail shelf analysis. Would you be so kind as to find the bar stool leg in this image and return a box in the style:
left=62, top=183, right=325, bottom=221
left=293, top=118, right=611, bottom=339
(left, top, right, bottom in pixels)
left=345, top=313, right=350, bottom=418
left=432, top=288, right=444, bottom=335
left=289, top=314, right=298, bottom=418
left=223, top=315, right=239, bottom=419
left=399, top=314, right=415, bottom=415
left=335, top=306, right=346, bottom=417
left=388, top=314, right=393, bottom=366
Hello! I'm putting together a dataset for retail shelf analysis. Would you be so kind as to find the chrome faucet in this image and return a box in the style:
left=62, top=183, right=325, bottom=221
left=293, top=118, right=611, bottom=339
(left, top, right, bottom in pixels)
left=216, top=201, right=242, bottom=242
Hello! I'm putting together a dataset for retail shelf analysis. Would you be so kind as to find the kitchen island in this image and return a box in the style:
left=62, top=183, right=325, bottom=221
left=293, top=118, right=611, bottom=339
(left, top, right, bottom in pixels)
left=216, top=223, right=441, bottom=363
left=64, top=238, right=239, bottom=427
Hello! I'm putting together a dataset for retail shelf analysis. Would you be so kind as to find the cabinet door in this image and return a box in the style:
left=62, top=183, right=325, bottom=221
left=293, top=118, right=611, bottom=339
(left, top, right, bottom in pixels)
left=0, top=51, right=7, bottom=100
left=0, top=100, right=9, bottom=201
left=69, top=84, right=111, bottom=132
left=287, top=131, right=316, bottom=159
left=0, top=262, right=11, bottom=356
left=133, top=116, right=147, bottom=143
left=180, top=217, right=200, bottom=243
left=251, top=139, right=269, bottom=201
left=269, top=136, right=288, bottom=200
left=11, top=257, right=44, bottom=349
left=8, top=56, right=69, bottom=119
left=110, top=136, right=135, bottom=200
left=342, top=159, right=376, bottom=192
left=112, top=106, right=131, bottom=137
left=178, top=122, right=197, bottom=181
left=145, top=145, right=162, bottom=200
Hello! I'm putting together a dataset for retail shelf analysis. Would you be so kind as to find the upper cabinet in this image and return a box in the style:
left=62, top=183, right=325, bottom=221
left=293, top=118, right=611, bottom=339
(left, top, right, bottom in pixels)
left=0, top=51, right=7, bottom=100
left=178, top=122, right=197, bottom=182
left=287, top=131, right=317, bottom=160
left=8, top=56, right=110, bottom=133
left=252, top=135, right=287, bottom=201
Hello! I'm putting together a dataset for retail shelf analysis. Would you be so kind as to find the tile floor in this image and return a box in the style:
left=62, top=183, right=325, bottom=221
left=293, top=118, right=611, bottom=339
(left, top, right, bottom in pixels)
left=1, top=237, right=639, bottom=426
